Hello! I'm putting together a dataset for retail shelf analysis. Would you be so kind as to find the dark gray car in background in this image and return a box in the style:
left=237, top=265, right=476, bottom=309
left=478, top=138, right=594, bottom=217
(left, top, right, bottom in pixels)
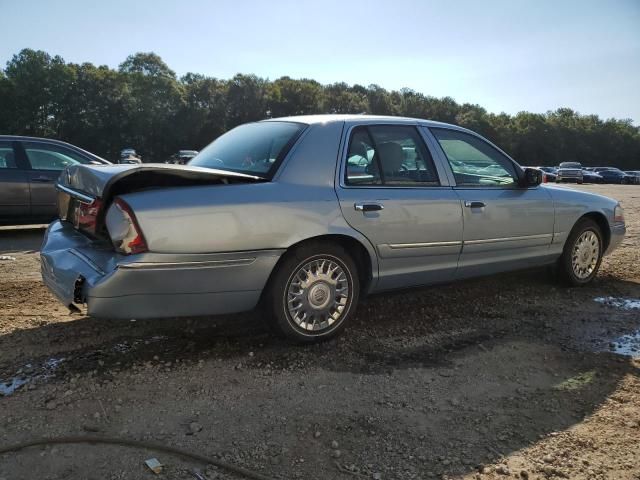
left=0, top=136, right=109, bottom=225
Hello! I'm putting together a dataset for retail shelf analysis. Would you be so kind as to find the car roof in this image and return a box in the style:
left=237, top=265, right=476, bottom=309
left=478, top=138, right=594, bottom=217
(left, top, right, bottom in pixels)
left=0, top=135, right=110, bottom=163
left=261, top=114, right=458, bottom=128
left=1, top=134, right=81, bottom=145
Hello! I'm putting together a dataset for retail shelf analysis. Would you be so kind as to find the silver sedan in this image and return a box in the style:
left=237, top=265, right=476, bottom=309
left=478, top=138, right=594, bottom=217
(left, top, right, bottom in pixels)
left=41, top=115, right=626, bottom=342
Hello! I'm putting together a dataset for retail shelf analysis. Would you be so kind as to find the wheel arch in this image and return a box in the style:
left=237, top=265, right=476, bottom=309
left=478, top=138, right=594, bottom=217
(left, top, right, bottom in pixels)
left=263, top=233, right=377, bottom=300
left=577, top=211, right=611, bottom=251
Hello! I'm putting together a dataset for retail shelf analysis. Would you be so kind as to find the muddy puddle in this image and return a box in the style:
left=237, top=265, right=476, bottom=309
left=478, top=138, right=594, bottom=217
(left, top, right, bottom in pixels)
left=594, top=296, right=640, bottom=310
left=594, top=296, right=640, bottom=358
left=0, top=356, right=64, bottom=396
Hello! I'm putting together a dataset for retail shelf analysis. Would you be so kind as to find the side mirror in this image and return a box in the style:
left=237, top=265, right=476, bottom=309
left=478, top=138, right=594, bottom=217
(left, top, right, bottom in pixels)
left=521, top=167, right=543, bottom=187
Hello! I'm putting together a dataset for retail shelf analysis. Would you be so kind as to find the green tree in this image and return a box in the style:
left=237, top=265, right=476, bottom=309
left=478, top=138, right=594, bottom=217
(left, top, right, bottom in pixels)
left=4, top=48, right=73, bottom=136
left=118, top=52, right=185, bottom=160
left=267, top=77, right=324, bottom=117
left=323, top=82, right=368, bottom=114
left=226, top=74, right=268, bottom=127
left=177, top=73, right=228, bottom=149
left=1, top=48, right=638, bottom=169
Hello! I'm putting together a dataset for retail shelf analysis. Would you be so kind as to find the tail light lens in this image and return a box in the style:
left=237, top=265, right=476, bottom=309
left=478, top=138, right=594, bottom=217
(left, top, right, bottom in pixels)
left=75, top=199, right=103, bottom=235
left=105, top=198, right=148, bottom=254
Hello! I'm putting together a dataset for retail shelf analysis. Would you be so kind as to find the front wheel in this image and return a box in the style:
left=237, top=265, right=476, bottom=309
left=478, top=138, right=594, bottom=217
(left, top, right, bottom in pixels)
left=265, top=242, right=359, bottom=343
left=557, top=218, right=603, bottom=286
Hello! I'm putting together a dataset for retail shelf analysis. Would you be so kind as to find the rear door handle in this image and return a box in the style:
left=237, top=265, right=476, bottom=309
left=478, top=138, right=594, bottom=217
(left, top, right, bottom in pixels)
left=464, top=201, right=486, bottom=208
left=31, top=176, right=52, bottom=183
left=355, top=202, right=384, bottom=212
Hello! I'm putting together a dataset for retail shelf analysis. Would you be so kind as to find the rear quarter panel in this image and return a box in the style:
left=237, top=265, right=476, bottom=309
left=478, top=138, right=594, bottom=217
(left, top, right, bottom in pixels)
left=120, top=121, right=377, bottom=264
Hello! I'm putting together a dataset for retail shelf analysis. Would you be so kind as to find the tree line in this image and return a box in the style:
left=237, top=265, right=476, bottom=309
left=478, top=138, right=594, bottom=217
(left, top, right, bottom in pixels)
left=1, top=48, right=638, bottom=168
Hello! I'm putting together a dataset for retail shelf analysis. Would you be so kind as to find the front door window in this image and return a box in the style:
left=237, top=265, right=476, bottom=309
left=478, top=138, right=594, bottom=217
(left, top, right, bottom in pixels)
left=430, top=128, right=518, bottom=187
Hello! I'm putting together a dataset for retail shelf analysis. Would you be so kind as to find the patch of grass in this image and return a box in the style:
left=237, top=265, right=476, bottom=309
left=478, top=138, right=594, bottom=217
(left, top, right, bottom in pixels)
left=554, top=370, right=597, bottom=391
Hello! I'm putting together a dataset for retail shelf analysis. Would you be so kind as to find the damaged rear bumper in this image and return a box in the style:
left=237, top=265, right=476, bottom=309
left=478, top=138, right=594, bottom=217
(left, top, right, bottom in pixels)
left=40, top=221, right=283, bottom=319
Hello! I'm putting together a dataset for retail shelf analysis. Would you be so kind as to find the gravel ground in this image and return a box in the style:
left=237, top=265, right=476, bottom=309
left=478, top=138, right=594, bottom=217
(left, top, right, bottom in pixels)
left=0, top=184, right=639, bottom=480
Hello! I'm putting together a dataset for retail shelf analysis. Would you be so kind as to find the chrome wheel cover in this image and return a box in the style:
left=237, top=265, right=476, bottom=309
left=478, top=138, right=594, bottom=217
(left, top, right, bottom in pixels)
left=286, top=257, right=350, bottom=332
left=572, top=230, right=600, bottom=280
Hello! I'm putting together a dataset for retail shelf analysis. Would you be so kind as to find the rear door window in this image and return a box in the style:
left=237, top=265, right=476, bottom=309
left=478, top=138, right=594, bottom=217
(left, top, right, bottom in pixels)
left=345, top=125, right=440, bottom=186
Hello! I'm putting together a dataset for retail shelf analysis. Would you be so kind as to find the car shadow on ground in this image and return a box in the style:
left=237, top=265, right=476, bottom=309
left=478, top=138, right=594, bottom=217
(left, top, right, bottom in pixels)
left=0, top=225, right=46, bottom=253
left=2, top=271, right=639, bottom=477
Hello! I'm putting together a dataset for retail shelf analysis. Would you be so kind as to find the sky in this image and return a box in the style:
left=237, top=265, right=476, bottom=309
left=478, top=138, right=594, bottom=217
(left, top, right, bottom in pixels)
left=1, top=0, right=639, bottom=122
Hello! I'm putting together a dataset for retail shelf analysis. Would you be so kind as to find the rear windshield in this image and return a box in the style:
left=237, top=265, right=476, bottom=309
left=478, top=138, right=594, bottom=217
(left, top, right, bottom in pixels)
left=189, top=121, right=306, bottom=177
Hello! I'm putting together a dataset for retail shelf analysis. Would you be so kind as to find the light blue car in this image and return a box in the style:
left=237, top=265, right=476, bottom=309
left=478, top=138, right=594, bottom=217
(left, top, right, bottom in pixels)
left=41, top=115, right=626, bottom=343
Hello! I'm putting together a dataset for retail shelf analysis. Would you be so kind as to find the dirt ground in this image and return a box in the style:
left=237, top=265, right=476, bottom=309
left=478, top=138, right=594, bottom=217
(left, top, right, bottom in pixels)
left=1, top=184, right=639, bottom=480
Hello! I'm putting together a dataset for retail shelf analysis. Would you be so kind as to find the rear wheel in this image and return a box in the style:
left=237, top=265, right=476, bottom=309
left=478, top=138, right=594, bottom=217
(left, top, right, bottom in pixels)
left=557, top=218, right=603, bottom=286
left=265, top=242, right=359, bottom=343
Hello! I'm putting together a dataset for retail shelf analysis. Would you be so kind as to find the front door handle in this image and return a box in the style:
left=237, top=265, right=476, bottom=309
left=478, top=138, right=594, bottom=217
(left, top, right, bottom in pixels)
left=31, top=176, right=52, bottom=183
left=355, top=202, right=384, bottom=212
left=464, top=201, right=486, bottom=208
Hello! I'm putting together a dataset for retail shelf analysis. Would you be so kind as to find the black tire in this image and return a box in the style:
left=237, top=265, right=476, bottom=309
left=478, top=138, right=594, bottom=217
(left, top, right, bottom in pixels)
left=557, top=218, right=603, bottom=286
left=265, top=241, right=359, bottom=343
left=577, top=180, right=583, bottom=184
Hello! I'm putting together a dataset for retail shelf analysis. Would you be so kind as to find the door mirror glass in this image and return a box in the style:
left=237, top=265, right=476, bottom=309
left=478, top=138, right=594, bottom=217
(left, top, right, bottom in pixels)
left=522, top=167, right=543, bottom=187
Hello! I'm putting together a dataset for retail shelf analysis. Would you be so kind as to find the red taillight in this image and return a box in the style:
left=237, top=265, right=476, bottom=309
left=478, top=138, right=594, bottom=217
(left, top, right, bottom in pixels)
left=106, top=198, right=148, bottom=254
left=76, top=199, right=103, bottom=235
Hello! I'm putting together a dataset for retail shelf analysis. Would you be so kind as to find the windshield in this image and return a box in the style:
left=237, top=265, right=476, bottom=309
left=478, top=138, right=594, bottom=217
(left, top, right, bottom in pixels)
left=559, top=162, right=581, bottom=168
left=189, top=121, right=306, bottom=177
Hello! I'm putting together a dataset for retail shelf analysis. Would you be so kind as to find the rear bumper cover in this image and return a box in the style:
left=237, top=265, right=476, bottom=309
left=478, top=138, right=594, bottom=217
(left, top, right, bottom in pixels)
left=41, top=221, right=283, bottom=319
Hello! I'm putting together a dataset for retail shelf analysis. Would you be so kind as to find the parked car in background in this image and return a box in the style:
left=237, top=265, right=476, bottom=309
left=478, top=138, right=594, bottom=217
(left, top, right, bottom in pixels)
left=593, top=167, right=634, bottom=184
left=581, top=169, right=604, bottom=183
left=40, top=115, right=625, bottom=343
left=119, top=148, right=142, bottom=164
left=167, top=150, right=199, bottom=165
left=0, top=136, right=110, bottom=225
left=624, top=171, right=640, bottom=184
left=556, top=162, right=583, bottom=183
left=536, top=166, right=557, bottom=182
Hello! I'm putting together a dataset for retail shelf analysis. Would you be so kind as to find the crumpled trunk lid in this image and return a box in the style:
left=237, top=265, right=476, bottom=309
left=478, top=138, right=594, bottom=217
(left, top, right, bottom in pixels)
left=59, top=163, right=265, bottom=200
left=56, top=163, right=265, bottom=239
